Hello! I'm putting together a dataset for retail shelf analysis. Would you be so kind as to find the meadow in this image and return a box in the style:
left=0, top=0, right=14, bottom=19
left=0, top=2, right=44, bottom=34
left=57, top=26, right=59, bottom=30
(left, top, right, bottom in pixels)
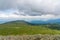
left=0, top=21, right=60, bottom=35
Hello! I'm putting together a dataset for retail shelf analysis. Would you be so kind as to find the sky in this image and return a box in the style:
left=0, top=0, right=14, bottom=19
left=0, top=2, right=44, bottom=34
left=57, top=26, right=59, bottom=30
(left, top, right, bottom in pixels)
left=0, top=0, right=60, bottom=22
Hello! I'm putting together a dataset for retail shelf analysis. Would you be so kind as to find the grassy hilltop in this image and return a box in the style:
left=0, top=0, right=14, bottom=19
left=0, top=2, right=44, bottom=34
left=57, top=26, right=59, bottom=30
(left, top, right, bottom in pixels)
left=0, top=20, right=60, bottom=35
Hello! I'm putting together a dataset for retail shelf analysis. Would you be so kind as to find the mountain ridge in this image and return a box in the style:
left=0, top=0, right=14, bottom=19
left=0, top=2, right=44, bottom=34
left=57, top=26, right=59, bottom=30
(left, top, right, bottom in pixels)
left=29, top=19, right=60, bottom=24
left=1, top=19, right=60, bottom=25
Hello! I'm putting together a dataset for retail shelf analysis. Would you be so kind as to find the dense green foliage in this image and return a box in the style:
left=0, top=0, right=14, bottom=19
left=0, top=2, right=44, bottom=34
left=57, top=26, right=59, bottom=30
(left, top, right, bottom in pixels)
left=0, top=21, right=60, bottom=35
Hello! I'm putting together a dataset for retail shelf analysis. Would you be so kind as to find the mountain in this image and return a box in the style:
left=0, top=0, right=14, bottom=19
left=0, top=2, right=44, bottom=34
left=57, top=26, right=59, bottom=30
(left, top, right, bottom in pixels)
left=0, top=20, right=31, bottom=28
left=0, top=20, right=60, bottom=35
left=28, top=19, right=60, bottom=24
left=47, top=19, right=60, bottom=24
left=0, top=19, right=60, bottom=25
left=2, top=20, right=29, bottom=25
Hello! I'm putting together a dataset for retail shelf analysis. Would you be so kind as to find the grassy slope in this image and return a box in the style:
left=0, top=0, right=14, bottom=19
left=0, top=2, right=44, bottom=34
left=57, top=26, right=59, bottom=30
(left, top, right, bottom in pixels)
left=0, top=21, right=60, bottom=35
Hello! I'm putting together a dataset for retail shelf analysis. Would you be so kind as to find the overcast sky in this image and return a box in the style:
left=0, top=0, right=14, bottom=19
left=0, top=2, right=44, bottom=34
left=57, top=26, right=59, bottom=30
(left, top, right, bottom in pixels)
left=0, top=0, right=60, bottom=21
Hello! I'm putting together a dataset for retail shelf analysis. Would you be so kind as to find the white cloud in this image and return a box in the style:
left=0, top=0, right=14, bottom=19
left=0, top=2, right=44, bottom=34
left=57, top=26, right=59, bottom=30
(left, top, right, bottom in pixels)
left=0, top=11, right=60, bottom=21
left=0, top=0, right=60, bottom=15
left=0, top=0, right=60, bottom=21
left=17, top=0, right=60, bottom=15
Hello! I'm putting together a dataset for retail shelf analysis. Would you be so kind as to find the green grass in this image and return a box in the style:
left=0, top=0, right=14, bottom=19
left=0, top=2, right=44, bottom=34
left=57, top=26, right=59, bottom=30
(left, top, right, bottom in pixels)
left=0, top=22, right=60, bottom=35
